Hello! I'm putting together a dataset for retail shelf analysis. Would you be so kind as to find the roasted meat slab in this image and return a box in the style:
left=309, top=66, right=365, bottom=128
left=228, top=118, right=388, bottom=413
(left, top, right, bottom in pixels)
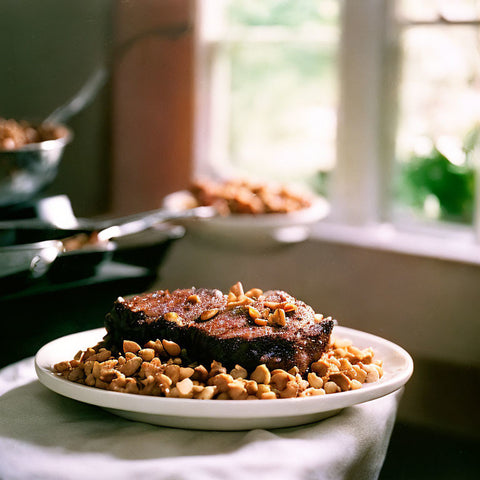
left=103, top=284, right=334, bottom=373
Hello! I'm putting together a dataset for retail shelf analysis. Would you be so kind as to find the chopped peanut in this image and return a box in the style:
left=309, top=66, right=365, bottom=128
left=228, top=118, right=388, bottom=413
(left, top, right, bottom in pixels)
left=245, top=288, right=263, bottom=298
left=324, top=381, right=340, bottom=394
left=278, top=380, right=299, bottom=398
left=187, top=294, right=201, bottom=304
left=209, top=360, right=227, bottom=377
left=247, top=306, right=262, bottom=319
left=227, top=380, right=248, bottom=400
left=192, top=365, right=209, bottom=382
left=250, top=364, right=271, bottom=385
left=363, top=365, right=380, bottom=383
left=329, top=373, right=351, bottom=391
left=138, top=348, right=155, bottom=362
left=176, top=378, right=194, bottom=398
left=229, top=281, right=244, bottom=297
left=179, top=367, right=195, bottom=380
left=54, top=361, right=70, bottom=373
left=67, top=367, right=84, bottom=382
left=123, top=340, right=141, bottom=354
left=282, top=303, right=298, bottom=313
left=302, top=387, right=325, bottom=396
left=162, top=339, right=181, bottom=357
left=164, top=364, right=181, bottom=384
left=118, top=357, right=142, bottom=377
left=256, top=384, right=272, bottom=397
left=208, top=373, right=234, bottom=393
left=271, top=371, right=294, bottom=391
left=270, top=308, right=286, bottom=327
left=350, top=379, right=363, bottom=390
left=87, top=349, right=111, bottom=362
left=53, top=332, right=383, bottom=400
left=164, top=312, right=179, bottom=322
left=307, top=372, right=323, bottom=389
left=311, top=360, right=329, bottom=377
left=254, top=318, right=268, bottom=327
left=230, top=364, right=248, bottom=379
left=244, top=380, right=258, bottom=395
left=200, top=309, right=219, bottom=321
left=288, top=366, right=300, bottom=376
left=259, top=391, right=277, bottom=400
left=264, top=301, right=281, bottom=309
left=195, top=385, right=217, bottom=400
left=352, top=365, right=368, bottom=383
left=227, top=295, right=254, bottom=308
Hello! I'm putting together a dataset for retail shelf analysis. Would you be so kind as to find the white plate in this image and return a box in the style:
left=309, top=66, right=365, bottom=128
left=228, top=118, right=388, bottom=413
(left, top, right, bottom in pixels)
left=162, top=190, right=330, bottom=249
left=35, top=326, right=413, bottom=431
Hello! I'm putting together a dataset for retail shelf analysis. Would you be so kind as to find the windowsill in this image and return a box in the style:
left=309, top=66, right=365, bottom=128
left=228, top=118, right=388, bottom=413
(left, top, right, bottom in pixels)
left=310, top=220, right=480, bottom=267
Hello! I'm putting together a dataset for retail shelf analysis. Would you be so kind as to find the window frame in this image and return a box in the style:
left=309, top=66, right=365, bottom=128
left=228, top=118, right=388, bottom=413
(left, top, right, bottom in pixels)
left=330, top=0, right=397, bottom=226
left=195, top=0, right=398, bottom=225
left=331, top=0, right=480, bottom=260
left=193, top=0, right=341, bottom=183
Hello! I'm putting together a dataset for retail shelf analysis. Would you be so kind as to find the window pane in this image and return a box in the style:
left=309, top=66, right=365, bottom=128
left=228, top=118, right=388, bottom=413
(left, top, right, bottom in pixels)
left=227, top=0, right=339, bottom=27
left=228, top=41, right=337, bottom=187
left=398, top=0, right=480, bottom=22
left=206, top=0, right=340, bottom=195
left=394, top=25, right=480, bottom=224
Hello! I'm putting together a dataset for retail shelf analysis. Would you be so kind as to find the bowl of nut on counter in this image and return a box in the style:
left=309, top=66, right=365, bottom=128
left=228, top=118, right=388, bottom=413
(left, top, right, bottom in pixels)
left=0, top=118, right=72, bottom=207
left=162, top=177, right=329, bottom=249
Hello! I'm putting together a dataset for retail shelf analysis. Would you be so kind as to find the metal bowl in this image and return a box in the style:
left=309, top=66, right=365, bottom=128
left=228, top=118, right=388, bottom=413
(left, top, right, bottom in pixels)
left=0, top=128, right=72, bottom=207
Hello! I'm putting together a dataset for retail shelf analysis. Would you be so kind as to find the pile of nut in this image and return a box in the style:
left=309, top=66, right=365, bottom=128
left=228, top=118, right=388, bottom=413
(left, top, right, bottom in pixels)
left=162, top=282, right=329, bottom=329
left=190, top=178, right=312, bottom=215
left=225, top=281, right=324, bottom=328
left=53, top=335, right=383, bottom=400
left=61, top=231, right=106, bottom=253
left=0, top=118, right=68, bottom=150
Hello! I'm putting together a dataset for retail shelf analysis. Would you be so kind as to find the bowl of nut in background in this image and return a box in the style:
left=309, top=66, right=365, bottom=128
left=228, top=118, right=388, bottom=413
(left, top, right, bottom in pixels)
left=0, top=118, right=72, bottom=207
left=163, top=178, right=330, bottom=249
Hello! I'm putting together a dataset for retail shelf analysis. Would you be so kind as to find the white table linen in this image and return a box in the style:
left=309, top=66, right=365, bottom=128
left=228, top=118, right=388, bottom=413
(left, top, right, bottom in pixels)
left=0, top=358, right=401, bottom=480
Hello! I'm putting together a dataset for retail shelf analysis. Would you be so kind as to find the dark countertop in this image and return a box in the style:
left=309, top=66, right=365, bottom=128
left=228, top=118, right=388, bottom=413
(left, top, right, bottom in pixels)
left=0, top=262, right=156, bottom=368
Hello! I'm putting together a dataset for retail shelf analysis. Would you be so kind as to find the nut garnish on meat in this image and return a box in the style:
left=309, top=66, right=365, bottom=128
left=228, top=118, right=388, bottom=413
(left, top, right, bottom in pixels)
left=103, top=282, right=335, bottom=373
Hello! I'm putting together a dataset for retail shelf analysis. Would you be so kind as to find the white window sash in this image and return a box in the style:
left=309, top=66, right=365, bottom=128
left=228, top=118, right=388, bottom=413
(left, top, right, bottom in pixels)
left=330, top=0, right=397, bottom=226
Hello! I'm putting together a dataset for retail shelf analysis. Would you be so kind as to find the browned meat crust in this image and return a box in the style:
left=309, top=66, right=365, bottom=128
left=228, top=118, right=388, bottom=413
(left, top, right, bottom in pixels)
left=103, top=287, right=334, bottom=373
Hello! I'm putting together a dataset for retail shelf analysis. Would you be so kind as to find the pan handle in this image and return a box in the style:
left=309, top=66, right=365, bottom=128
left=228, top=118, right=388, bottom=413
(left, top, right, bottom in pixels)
left=96, top=206, right=216, bottom=242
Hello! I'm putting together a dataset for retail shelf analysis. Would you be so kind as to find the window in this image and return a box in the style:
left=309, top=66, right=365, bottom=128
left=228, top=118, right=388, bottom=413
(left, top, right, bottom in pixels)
left=394, top=0, right=480, bottom=230
left=195, top=0, right=480, bottom=254
left=195, top=0, right=340, bottom=194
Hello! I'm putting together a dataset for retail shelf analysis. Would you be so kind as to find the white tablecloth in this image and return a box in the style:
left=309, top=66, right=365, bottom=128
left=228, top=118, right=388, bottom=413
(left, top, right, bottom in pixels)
left=0, top=358, right=402, bottom=480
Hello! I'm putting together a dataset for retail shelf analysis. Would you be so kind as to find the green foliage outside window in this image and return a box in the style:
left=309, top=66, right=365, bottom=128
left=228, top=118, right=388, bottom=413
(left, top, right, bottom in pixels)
left=397, top=126, right=479, bottom=224
left=227, top=0, right=338, bottom=28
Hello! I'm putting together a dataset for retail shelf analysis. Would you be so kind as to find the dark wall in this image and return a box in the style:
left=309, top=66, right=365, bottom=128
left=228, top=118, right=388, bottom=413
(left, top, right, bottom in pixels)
left=0, top=0, right=114, bottom=217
